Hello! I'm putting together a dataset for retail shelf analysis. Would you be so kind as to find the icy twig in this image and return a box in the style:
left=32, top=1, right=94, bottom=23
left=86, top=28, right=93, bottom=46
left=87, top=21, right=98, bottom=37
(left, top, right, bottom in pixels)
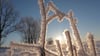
left=65, top=10, right=85, bottom=56
left=47, top=1, right=65, bottom=22
left=45, top=47, right=58, bottom=56
left=46, top=14, right=57, bottom=24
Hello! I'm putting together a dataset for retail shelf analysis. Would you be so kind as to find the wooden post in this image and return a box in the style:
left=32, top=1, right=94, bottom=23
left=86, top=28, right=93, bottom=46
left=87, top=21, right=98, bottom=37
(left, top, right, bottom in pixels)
left=38, top=0, right=47, bottom=56
left=64, top=30, right=73, bottom=56
left=73, top=45, right=77, bottom=56
left=56, top=40, right=63, bottom=56
left=66, top=10, right=85, bottom=56
left=86, top=33, right=96, bottom=56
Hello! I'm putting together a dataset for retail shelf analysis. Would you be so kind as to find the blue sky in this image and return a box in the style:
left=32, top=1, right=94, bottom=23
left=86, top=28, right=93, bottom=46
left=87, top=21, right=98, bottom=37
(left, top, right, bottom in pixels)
left=3, top=0, right=100, bottom=46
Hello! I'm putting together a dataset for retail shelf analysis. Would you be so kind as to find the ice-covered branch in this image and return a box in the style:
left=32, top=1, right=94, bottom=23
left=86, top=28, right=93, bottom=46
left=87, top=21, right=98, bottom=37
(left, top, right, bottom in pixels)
left=66, top=10, right=77, bottom=24
left=45, top=48, right=58, bottom=56
left=46, top=1, right=65, bottom=22
left=38, top=0, right=46, bottom=47
left=65, top=10, right=85, bottom=56
left=38, top=0, right=47, bottom=56
left=46, top=14, right=57, bottom=24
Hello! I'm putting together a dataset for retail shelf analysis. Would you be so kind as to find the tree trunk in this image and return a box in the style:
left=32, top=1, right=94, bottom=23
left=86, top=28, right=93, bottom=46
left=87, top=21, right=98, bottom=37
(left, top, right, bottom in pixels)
left=0, top=29, right=3, bottom=47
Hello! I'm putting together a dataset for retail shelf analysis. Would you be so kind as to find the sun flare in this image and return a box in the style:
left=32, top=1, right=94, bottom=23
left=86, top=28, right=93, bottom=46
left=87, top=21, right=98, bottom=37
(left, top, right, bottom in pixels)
left=55, top=35, right=63, bottom=41
left=54, top=35, right=66, bottom=44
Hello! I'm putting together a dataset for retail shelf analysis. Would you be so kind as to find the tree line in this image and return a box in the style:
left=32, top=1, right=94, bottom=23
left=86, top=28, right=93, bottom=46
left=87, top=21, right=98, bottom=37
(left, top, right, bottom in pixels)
left=0, top=0, right=40, bottom=47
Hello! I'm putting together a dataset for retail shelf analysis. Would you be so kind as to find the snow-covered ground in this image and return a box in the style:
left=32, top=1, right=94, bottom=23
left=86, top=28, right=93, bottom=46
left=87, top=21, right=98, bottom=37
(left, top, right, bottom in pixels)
left=0, top=40, right=100, bottom=56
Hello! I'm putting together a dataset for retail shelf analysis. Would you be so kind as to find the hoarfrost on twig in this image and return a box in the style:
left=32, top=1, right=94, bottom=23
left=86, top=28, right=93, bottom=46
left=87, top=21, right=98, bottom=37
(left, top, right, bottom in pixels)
left=65, top=10, right=86, bottom=56
left=46, top=1, right=65, bottom=22
left=45, top=48, right=58, bottom=56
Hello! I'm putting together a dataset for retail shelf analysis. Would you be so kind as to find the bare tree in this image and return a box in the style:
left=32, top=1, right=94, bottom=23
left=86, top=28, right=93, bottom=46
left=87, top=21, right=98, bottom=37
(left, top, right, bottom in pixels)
left=0, top=0, right=18, bottom=46
left=16, top=17, right=40, bottom=44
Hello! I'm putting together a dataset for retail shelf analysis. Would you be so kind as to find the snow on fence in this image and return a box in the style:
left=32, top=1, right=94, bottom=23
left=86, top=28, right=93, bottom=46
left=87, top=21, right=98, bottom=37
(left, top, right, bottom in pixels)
left=0, top=0, right=98, bottom=56
left=37, top=0, right=97, bottom=56
left=10, top=42, right=41, bottom=56
left=38, top=0, right=96, bottom=56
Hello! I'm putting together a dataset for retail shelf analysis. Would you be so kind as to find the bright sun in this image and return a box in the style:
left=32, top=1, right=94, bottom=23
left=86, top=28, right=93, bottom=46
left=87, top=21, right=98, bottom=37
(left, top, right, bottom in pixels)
left=54, top=35, right=66, bottom=44
left=56, top=35, right=63, bottom=41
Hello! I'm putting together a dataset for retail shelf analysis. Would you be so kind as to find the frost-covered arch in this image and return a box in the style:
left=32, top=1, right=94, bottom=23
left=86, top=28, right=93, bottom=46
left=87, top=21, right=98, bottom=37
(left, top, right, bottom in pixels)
left=38, top=0, right=85, bottom=56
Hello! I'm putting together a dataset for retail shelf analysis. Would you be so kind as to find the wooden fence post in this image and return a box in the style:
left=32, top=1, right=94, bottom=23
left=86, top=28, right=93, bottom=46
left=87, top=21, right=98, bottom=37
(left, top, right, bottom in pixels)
left=73, top=45, right=77, bottom=56
left=86, top=33, right=96, bottom=56
left=56, top=40, right=63, bottom=56
left=64, top=30, right=73, bottom=56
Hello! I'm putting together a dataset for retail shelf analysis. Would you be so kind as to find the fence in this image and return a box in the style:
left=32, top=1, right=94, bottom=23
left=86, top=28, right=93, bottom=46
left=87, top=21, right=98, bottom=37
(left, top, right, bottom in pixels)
left=0, top=0, right=98, bottom=56
left=0, top=33, right=97, bottom=56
